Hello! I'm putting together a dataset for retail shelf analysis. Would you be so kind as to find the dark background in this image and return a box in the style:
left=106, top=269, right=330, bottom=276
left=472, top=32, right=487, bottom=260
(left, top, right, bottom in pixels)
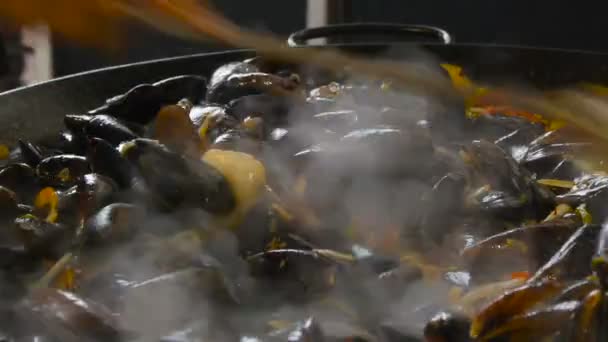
left=339, top=1, right=608, bottom=51
left=32, top=1, right=608, bottom=77
left=53, top=0, right=307, bottom=77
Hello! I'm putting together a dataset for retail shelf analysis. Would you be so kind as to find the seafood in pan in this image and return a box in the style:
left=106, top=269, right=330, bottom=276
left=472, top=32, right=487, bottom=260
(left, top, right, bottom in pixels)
left=0, top=57, right=607, bottom=341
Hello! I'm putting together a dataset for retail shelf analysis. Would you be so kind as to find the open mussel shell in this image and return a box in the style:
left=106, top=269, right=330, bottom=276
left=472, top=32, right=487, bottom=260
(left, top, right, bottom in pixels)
left=462, top=139, right=555, bottom=220
left=36, top=155, right=90, bottom=188
left=14, top=288, right=135, bottom=342
left=120, top=139, right=236, bottom=214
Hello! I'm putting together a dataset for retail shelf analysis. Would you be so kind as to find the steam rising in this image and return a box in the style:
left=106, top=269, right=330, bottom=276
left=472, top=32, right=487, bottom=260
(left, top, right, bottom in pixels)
left=72, top=49, right=566, bottom=341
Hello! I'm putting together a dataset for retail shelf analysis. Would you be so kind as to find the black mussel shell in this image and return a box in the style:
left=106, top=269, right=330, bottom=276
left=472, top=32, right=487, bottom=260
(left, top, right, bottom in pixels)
left=36, top=155, right=90, bottom=188
left=77, top=173, right=118, bottom=202
left=58, top=174, right=118, bottom=223
left=14, top=215, right=71, bottom=258
left=84, top=203, right=143, bottom=245
left=90, top=84, right=163, bottom=124
left=208, top=61, right=260, bottom=90
left=56, top=131, right=87, bottom=156
left=84, top=115, right=139, bottom=147
left=524, top=143, right=590, bottom=179
left=468, top=114, right=541, bottom=143
left=226, top=94, right=293, bottom=128
left=153, top=75, right=207, bottom=104
left=63, top=114, right=92, bottom=134
left=120, top=139, right=236, bottom=214
left=86, top=138, right=137, bottom=190
left=206, top=72, right=299, bottom=105
left=557, top=174, right=608, bottom=222
left=530, top=224, right=601, bottom=283
left=16, top=140, right=43, bottom=168
left=15, top=288, right=134, bottom=342
left=423, top=310, right=472, bottom=342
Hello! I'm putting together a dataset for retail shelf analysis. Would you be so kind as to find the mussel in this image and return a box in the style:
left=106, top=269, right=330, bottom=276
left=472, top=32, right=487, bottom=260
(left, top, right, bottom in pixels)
left=84, top=203, right=143, bottom=245
left=36, top=155, right=90, bottom=188
left=206, top=72, right=300, bottom=105
left=14, top=214, right=71, bottom=257
left=15, top=288, right=134, bottom=342
left=423, top=310, right=471, bottom=342
left=16, top=140, right=44, bottom=168
left=462, top=139, right=554, bottom=220
left=557, top=174, right=608, bottom=223
left=153, top=75, right=207, bottom=105
left=89, top=84, right=163, bottom=124
left=85, top=137, right=137, bottom=190
left=86, top=115, right=139, bottom=145
left=208, top=60, right=268, bottom=90
left=120, top=139, right=236, bottom=214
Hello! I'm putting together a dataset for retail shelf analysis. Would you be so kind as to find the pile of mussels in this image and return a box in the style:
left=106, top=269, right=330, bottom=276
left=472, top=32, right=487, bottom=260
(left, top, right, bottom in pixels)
left=0, top=56, right=607, bottom=342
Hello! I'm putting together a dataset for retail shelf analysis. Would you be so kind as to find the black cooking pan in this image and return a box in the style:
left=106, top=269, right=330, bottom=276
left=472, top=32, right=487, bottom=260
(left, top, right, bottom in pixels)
left=2, top=23, right=608, bottom=145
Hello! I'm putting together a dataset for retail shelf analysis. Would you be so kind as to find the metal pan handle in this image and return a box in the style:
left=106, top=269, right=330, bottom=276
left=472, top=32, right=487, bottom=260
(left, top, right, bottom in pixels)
left=287, top=23, right=453, bottom=47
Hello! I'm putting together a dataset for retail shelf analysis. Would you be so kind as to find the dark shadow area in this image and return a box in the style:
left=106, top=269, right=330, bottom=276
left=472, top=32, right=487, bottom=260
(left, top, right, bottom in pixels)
left=338, top=0, right=608, bottom=52
left=53, top=0, right=306, bottom=76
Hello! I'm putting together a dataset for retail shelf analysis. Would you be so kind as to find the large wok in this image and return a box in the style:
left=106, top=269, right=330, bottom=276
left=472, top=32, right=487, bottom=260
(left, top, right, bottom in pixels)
left=2, top=23, right=608, bottom=145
